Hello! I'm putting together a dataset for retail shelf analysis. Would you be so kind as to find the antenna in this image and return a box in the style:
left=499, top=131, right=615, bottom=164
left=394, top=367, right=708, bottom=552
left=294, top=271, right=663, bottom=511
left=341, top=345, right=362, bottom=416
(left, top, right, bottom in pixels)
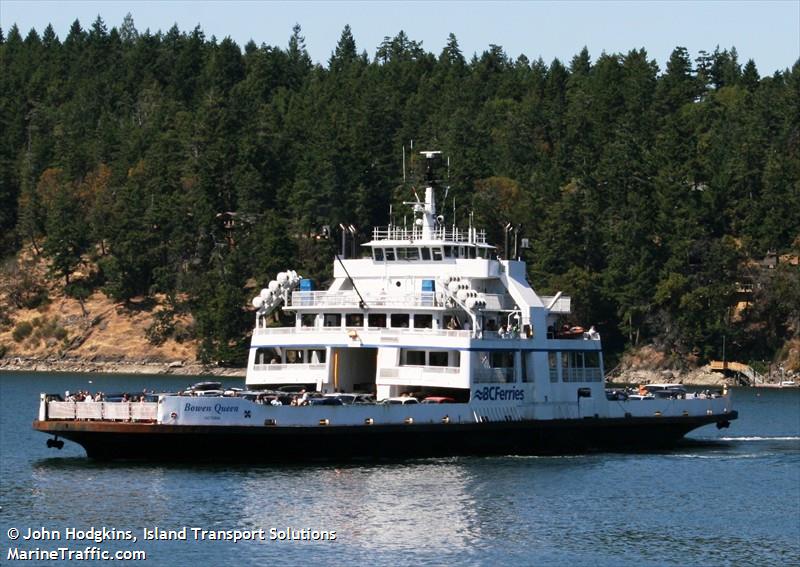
left=402, top=146, right=406, bottom=183
left=447, top=156, right=450, bottom=180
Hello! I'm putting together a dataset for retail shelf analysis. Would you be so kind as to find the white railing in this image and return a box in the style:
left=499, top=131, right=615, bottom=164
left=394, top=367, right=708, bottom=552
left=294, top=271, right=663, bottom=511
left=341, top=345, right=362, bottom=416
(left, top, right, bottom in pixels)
left=371, top=226, right=487, bottom=244
left=379, top=366, right=460, bottom=380
left=46, top=401, right=158, bottom=422
left=474, top=368, right=515, bottom=383
left=562, top=367, right=603, bottom=383
left=252, top=363, right=327, bottom=372
left=290, top=291, right=439, bottom=308
left=253, top=326, right=472, bottom=339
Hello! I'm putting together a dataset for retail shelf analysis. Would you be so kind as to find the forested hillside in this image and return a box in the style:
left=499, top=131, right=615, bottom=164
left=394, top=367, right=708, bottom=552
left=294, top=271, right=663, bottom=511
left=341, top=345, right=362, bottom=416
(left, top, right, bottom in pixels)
left=1, top=16, right=798, bottom=368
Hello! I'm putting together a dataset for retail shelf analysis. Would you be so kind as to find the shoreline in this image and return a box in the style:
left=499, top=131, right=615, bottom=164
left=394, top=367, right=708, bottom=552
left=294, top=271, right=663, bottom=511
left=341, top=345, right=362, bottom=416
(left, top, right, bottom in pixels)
left=0, top=357, right=246, bottom=377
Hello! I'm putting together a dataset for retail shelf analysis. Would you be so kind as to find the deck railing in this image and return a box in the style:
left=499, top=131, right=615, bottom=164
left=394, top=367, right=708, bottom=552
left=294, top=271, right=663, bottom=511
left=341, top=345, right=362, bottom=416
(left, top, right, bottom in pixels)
left=474, top=368, right=515, bottom=383
left=253, top=326, right=472, bottom=338
left=371, top=226, right=487, bottom=244
left=46, top=401, right=158, bottom=422
left=252, top=363, right=327, bottom=372
left=290, top=291, right=439, bottom=308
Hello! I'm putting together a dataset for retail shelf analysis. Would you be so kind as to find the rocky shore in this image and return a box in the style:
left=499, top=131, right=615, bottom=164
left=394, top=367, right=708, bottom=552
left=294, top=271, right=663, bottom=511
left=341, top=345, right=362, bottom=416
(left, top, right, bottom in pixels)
left=612, top=366, right=732, bottom=387
left=0, top=356, right=246, bottom=377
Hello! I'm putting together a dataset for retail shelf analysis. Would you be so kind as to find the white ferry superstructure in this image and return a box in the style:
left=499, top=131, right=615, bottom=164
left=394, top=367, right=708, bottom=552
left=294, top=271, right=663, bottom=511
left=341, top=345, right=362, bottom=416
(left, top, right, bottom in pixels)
left=34, top=151, right=737, bottom=460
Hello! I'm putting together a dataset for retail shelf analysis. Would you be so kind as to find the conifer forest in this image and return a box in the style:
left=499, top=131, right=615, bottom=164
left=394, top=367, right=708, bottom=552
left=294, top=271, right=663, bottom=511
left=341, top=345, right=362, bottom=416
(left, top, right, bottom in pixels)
left=1, top=17, right=798, bottom=367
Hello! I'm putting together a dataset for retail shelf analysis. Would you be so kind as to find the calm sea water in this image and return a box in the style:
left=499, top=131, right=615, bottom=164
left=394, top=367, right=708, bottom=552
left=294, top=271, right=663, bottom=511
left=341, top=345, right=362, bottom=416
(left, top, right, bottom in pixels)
left=1, top=372, right=798, bottom=566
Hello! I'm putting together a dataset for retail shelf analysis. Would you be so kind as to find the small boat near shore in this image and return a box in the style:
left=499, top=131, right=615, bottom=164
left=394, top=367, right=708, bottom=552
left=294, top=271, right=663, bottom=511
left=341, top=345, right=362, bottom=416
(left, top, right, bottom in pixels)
left=34, top=151, right=737, bottom=461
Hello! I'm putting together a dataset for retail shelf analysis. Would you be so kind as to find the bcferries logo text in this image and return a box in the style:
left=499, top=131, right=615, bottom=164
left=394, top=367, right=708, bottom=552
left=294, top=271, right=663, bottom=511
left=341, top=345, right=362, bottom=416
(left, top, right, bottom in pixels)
left=473, top=387, right=524, bottom=402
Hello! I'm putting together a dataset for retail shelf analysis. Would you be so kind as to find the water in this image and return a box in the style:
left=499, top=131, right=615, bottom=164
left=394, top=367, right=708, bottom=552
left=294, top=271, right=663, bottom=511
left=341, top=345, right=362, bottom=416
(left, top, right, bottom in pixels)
left=1, top=372, right=798, bottom=566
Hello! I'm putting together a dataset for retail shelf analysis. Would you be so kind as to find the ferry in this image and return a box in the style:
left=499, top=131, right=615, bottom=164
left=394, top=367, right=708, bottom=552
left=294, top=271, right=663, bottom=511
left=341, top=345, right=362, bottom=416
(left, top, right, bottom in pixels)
left=34, top=151, right=737, bottom=461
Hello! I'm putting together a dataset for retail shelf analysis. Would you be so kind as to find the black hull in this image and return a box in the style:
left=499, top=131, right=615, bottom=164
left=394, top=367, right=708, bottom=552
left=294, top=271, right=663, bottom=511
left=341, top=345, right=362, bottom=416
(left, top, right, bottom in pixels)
left=34, top=411, right=737, bottom=462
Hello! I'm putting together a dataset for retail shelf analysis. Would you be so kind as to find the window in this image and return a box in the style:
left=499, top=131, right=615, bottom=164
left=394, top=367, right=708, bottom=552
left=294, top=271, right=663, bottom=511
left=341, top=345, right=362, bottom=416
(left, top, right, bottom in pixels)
left=398, top=247, right=420, bottom=261
left=414, top=314, right=433, bottom=329
left=561, top=351, right=602, bottom=382
left=385, top=248, right=396, bottom=261
left=400, top=349, right=458, bottom=367
left=432, top=248, right=443, bottom=261
left=286, top=349, right=304, bottom=364
left=451, top=247, right=460, bottom=259
left=467, top=247, right=476, bottom=259
left=491, top=351, right=514, bottom=368
left=549, top=352, right=558, bottom=382
left=256, top=347, right=280, bottom=365
left=403, top=350, right=426, bottom=365
left=301, top=314, right=316, bottom=327
left=309, top=349, right=327, bottom=364
left=368, top=313, right=387, bottom=328
left=443, top=246, right=452, bottom=258
left=374, top=248, right=384, bottom=261
left=391, top=313, right=409, bottom=328
left=521, top=352, right=532, bottom=382
left=429, top=351, right=448, bottom=367
left=323, top=314, right=341, bottom=327
left=421, top=248, right=431, bottom=261
left=346, top=313, right=364, bottom=327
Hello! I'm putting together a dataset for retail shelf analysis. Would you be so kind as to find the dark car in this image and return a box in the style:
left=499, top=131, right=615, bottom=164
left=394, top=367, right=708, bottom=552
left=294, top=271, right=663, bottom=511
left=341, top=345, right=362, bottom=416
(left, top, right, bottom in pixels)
left=309, top=396, right=343, bottom=406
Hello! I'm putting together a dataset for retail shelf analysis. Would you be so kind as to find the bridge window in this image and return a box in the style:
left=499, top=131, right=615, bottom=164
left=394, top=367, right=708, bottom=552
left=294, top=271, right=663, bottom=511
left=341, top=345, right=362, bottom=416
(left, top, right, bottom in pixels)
left=374, top=248, right=384, bottom=262
left=309, top=349, right=327, bottom=364
left=432, top=248, right=443, bottom=261
left=346, top=313, right=364, bottom=327
left=323, top=314, right=341, bottom=327
left=391, top=313, right=409, bottom=328
left=301, top=314, right=316, bottom=327
left=368, top=313, right=387, bottom=328
left=549, top=352, right=558, bottom=382
left=414, top=314, right=433, bottom=329
left=467, top=247, right=476, bottom=259
left=421, top=248, right=431, bottom=260
left=385, top=248, right=396, bottom=261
